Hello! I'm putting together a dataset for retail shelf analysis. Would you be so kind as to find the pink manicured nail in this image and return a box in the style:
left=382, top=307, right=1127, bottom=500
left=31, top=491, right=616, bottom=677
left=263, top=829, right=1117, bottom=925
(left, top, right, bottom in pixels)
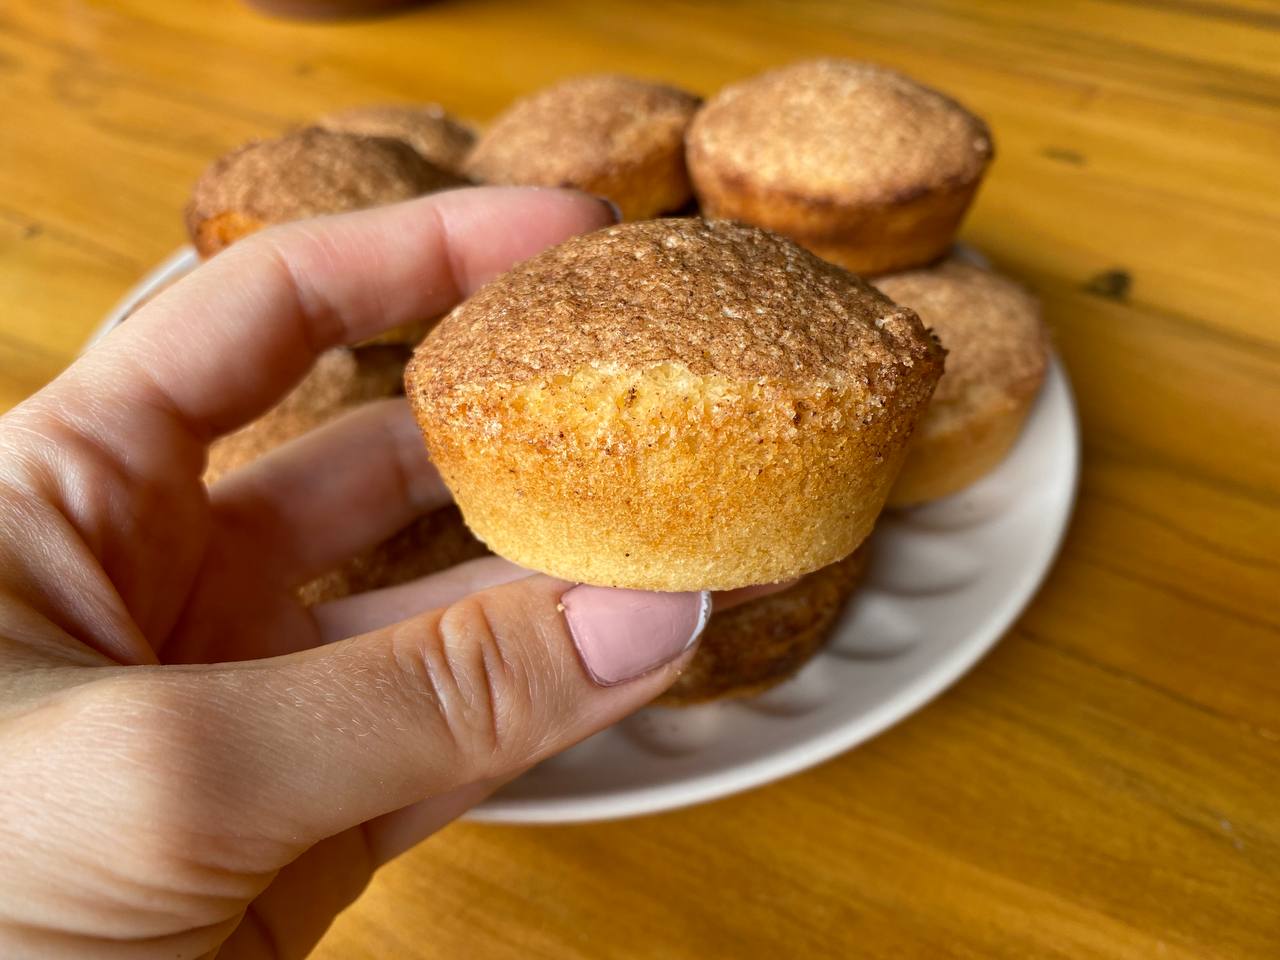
left=561, top=587, right=711, bottom=686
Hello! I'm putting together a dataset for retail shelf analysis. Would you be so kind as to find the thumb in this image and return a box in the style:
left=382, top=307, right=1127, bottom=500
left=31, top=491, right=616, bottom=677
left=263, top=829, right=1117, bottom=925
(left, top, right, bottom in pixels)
left=186, top=576, right=709, bottom=842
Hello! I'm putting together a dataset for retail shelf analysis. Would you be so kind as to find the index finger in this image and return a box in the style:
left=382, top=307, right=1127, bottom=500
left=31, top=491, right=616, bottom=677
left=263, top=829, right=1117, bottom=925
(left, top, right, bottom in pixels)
left=80, top=186, right=616, bottom=442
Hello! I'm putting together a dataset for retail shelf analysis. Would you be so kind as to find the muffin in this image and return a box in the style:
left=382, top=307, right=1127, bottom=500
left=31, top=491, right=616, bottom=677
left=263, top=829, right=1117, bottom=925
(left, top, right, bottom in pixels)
left=204, top=345, right=488, bottom=602
left=316, top=103, right=476, bottom=174
left=185, top=126, right=466, bottom=258
left=687, top=59, right=993, bottom=275
left=464, top=74, right=701, bottom=220
left=658, top=545, right=869, bottom=706
left=406, top=218, right=944, bottom=592
left=205, top=344, right=411, bottom=483
left=299, top=504, right=489, bottom=605
left=876, top=259, right=1048, bottom=506
left=186, top=127, right=466, bottom=344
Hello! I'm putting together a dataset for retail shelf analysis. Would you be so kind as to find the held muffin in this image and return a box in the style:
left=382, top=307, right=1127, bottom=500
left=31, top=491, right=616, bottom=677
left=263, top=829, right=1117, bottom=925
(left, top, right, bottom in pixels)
left=316, top=103, right=476, bottom=174
left=658, top=546, right=869, bottom=706
left=406, top=218, right=944, bottom=592
left=876, top=259, right=1048, bottom=506
left=463, top=74, right=701, bottom=220
left=185, top=127, right=466, bottom=258
left=687, top=59, right=993, bottom=275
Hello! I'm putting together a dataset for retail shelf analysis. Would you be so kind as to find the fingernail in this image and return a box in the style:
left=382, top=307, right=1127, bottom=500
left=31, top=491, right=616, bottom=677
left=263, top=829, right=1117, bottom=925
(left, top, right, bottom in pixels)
left=594, top=195, right=624, bottom=223
left=561, top=587, right=711, bottom=686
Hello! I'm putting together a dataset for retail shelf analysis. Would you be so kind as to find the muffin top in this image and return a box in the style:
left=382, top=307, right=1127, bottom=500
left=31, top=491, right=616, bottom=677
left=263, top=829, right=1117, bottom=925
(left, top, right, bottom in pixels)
left=316, top=103, right=476, bottom=173
left=875, top=259, right=1045, bottom=416
left=688, top=59, right=992, bottom=203
left=411, top=218, right=940, bottom=402
left=187, top=127, right=465, bottom=229
left=463, top=74, right=700, bottom=188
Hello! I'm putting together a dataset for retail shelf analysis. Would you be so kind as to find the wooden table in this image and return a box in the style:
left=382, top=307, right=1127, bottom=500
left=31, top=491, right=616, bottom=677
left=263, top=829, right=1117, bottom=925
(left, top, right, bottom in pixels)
left=3, top=1, right=1278, bottom=956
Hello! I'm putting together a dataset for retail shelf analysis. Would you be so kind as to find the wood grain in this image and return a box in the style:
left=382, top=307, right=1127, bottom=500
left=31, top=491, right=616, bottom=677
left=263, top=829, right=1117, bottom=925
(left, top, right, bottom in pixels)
left=1, top=1, right=1278, bottom=957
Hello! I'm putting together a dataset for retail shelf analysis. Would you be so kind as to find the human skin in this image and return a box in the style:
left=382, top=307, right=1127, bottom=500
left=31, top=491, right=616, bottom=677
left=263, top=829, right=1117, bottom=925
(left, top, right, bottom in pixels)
left=0, top=188, right=773, bottom=959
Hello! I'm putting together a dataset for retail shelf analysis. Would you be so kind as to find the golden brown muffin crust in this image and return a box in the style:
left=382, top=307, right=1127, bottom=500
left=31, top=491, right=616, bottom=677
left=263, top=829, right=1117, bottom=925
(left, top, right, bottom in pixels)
left=463, top=74, right=700, bottom=217
left=874, top=259, right=1046, bottom=431
left=185, top=127, right=465, bottom=250
left=413, top=218, right=936, bottom=400
left=688, top=59, right=992, bottom=206
left=408, top=219, right=943, bottom=591
left=316, top=103, right=476, bottom=173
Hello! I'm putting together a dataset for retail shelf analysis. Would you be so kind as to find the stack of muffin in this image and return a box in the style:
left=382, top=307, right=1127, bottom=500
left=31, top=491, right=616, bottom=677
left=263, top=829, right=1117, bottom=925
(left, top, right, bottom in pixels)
left=187, top=60, right=1048, bottom=705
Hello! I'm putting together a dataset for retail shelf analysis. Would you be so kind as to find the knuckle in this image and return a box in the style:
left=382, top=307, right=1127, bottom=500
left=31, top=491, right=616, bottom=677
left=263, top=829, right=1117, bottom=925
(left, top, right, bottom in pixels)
left=392, top=597, right=534, bottom=771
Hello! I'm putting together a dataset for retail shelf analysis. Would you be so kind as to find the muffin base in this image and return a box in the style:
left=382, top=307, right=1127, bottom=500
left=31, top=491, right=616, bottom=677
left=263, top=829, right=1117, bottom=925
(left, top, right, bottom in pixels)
left=420, top=373, right=919, bottom=592
left=579, top=144, right=695, bottom=221
left=692, top=169, right=983, bottom=276
left=657, top=545, right=868, bottom=706
left=888, top=388, right=1039, bottom=507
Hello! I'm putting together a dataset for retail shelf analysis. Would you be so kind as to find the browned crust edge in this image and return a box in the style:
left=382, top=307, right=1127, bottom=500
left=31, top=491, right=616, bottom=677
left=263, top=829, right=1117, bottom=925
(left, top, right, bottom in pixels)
left=887, top=377, right=1042, bottom=506
left=689, top=148, right=987, bottom=275
left=467, top=127, right=694, bottom=220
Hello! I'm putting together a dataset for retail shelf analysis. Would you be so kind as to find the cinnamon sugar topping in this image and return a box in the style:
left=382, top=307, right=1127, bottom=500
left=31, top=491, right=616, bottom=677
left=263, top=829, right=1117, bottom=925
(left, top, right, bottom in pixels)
left=413, top=218, right=940, bottom=398
left=875, top=258, right=1046, bottom=409
left=316, top=103, right=476, bottom=173
left=689, top=59, right=992, bottom=203
left=188, top=127, right=465, bottom=229
left=464, top=74, right=700, bottom=188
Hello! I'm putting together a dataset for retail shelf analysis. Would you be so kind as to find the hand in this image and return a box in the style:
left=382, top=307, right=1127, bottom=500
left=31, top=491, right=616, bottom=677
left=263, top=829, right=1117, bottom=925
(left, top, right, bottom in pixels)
left=0, top=188, right=733, bottom=959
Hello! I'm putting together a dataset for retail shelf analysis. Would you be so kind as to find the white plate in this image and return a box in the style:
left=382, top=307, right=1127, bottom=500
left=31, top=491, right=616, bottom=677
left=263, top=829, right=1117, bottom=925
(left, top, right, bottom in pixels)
left=101, top=247, right=1079, bottom=824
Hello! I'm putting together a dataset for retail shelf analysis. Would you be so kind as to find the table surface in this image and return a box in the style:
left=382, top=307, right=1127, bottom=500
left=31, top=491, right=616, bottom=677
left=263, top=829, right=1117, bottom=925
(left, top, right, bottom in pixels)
left=3, top=1, right=1278, bottom=957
